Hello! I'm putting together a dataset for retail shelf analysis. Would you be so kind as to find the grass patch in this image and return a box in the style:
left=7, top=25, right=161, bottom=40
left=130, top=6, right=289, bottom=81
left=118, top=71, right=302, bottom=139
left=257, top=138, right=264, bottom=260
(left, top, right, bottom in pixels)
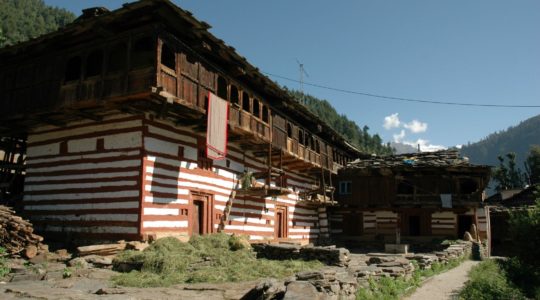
left=111, top=234, right=323, bottom=287
left=459, top=259, right=532, bottom=300
left=0, top=247, right=10, bottom=278
left=357, top=256, right=467, bottom=300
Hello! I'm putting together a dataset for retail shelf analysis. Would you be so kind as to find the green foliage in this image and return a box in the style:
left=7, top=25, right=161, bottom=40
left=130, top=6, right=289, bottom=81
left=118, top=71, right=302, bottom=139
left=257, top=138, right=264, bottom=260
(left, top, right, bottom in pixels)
left=286, top=89, right=394, bottom=155
left=508, top=192, right=540, bottom=269
left=493, top=152, right=525, bottom=191
left=525, top=145, right=540, bottom=185
left=62, top=267, right=72, bottom=279
left=112, top=234, right=323, bottom=287
left=0, top=0, right=75, bottom=47
left=0, top=247, right=10, bottom=278
left=460, top=114, right=540, bottom=170
left=459, top=259, right=525, bottom=300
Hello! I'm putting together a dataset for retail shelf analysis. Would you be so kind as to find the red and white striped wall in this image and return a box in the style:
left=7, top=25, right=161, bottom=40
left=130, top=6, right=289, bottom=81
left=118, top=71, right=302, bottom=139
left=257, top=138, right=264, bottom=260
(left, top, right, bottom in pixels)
left=23, top=113, right=328, bottom=244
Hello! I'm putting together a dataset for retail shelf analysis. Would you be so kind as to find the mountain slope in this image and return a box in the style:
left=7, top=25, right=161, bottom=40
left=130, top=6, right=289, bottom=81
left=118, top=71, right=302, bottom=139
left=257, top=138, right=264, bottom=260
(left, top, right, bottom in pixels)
left=286, top=89, right=394, bottom=155
left=0, top=0, right=74, bottom=47
left=460, top=114, right=540, bottom=168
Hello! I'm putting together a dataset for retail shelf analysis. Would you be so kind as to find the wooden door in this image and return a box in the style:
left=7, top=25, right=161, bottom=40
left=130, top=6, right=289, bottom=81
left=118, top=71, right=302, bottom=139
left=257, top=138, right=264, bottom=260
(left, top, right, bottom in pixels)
left=192, top=200, right=204, bottom=235
left=191, top=193, right=214, bottom=235
left=343, top=212, right=363, bottom=236
left=275, top=206, right=288, bottom=239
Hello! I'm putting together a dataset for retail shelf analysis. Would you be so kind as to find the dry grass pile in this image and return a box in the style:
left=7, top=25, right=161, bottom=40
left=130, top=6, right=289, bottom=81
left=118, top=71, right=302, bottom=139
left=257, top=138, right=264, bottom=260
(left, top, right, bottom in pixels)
left=112, top=234, right=323, bottom=287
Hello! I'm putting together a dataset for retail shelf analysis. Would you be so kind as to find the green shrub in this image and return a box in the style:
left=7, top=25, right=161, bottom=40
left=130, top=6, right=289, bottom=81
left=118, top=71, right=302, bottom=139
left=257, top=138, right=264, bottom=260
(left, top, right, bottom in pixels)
left=459, top=260, right=525, bottom=300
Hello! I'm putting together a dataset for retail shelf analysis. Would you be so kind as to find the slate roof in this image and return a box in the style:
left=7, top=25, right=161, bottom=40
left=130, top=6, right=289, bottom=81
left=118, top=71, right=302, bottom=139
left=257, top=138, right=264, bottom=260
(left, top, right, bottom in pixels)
left=343, top=150, right=491, bottom=176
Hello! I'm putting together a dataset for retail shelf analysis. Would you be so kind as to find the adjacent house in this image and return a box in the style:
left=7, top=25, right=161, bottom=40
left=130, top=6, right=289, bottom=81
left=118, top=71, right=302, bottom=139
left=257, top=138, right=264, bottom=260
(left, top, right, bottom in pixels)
left=0, top=0, right=359, bottom=244
left=330, top=150, right=491, bottom=245
left=486, top=184, right=538, bottom=256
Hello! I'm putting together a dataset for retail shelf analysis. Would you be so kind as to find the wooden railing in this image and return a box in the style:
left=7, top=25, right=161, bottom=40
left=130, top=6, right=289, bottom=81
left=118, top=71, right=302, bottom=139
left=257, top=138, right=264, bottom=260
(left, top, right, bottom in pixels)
left=228, top=106, right=271, bottom=142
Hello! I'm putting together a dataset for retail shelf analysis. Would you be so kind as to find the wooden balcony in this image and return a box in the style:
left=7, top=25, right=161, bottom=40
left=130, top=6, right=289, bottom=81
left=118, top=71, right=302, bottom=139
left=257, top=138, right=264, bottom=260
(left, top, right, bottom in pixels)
left=228, top=106, right=271, bottom=144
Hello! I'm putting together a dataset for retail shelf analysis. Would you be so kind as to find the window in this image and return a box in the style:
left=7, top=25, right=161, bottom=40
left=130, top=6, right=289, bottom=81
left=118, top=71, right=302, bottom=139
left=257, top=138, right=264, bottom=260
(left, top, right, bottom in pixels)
left=107, top=43, right=127, bottom=73
left=160, top=42, right=175, bottom=70
left=397, top=180, right=414, bottom=194
left=131, top=36, right=154, bottom=69
left=262, top=105, right=269, bottom=123
left=287, top=123, right=293, bottom=138
left=217, top=76, right=227, bottom=99
left=65, top=56, right=82, bottom=82
left=459, top=178, right=478, bottom=194
left=339, top=181, right=352, bottom=195
left=230, top=85, right=239, bottom=105
left=242, top=91, right=250, bottom=111
left=252, top=98, right=260, bottom=117
left=298, top=129, right=304, bottom=145
left=85, top=49, right=103, bottom=78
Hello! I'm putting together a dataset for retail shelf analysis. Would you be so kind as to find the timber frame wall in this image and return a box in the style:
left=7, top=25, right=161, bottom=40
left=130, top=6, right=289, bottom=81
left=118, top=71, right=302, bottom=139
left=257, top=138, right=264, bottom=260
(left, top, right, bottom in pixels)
left=331, top=165, right=491, bottom=241
left=0, top=0, right=358, bottom=243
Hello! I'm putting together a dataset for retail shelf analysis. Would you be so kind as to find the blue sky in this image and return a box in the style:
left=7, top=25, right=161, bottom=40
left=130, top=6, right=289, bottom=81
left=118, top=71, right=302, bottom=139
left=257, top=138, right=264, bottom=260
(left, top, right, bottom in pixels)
left=45, top=0, right=540, bottom=151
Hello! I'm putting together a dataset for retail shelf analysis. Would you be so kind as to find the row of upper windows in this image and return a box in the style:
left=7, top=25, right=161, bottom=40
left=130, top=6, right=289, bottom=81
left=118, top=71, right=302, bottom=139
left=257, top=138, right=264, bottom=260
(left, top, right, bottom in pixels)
left=64, top=36, right=154, bottom=83
left=160, top=41, right=271, bottom=124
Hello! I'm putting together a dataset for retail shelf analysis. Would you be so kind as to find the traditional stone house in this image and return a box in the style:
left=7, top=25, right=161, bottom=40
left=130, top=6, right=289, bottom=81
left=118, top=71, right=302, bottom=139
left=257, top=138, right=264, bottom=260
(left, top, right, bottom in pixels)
left=0, top=0, right=359, bottom=244
left=330, top=150, right=491, bottom=245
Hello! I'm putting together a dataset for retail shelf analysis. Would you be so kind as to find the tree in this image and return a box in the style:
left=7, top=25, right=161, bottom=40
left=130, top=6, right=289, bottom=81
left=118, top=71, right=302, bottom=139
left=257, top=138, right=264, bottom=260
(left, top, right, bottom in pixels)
left=0, top=29, right=6, bottom=48
left=524, top=145, right=540, bottom=185
left=493, top=152, right=525, bottom=191
left=0, top=0, right=75, bottom=47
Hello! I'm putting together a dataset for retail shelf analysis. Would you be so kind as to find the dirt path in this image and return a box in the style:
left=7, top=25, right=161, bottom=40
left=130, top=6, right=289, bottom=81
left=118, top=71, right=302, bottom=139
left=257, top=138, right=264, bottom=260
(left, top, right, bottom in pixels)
left=404, top=260, right=478, bottom=300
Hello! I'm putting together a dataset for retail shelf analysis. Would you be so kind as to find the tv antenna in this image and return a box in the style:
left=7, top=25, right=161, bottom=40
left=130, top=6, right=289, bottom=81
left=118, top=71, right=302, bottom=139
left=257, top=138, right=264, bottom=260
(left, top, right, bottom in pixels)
left=296, top=58, right=309, bottom=104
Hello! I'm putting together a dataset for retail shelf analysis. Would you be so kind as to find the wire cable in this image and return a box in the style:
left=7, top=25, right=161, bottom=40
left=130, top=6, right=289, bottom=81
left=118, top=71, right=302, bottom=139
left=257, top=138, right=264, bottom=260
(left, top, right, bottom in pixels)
left=262, top=72, right=540, bottom=108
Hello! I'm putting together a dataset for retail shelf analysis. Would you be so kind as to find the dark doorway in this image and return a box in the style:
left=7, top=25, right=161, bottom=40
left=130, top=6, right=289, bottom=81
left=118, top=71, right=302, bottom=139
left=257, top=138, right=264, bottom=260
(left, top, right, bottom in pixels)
left=192, top=200, right=204, bottom=235
left=275, top=206, right=287, bottom=239
left=458, top=215, right=474, bottom=239
left=408, top=215, right=421, bottom=236
left=343, top=213, right=363, bottom=236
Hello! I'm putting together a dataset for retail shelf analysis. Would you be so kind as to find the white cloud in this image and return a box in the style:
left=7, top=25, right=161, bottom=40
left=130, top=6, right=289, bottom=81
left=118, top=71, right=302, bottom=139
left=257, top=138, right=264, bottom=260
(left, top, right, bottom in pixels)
left=403, top=139, right=446, bottom=152
left=393, top=129, right=406, bottom=143
left=383, top=113, right=401, bottom=130
left=455, top=144, right=463, bottom=149
left=403, top=120, right=428, bottom=133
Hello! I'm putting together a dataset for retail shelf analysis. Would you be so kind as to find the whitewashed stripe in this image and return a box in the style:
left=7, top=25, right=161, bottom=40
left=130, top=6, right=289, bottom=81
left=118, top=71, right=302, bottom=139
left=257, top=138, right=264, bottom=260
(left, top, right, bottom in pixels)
left=27, top=150, right=141, bottom=165
left=31, top=214, right=139, bottom=222
left=25, top=180, right=138, bottom=191
left=143, top=221, right=188, bottom=228
left=24, top=201, right=139, bottom=210
left=223, top=224, right=274, bottom=232
left=144, top=196, right=188, bottom=204
left=25, top=171, right=140, bottom=183
left=215, top=204, right=274, bottom=217
left=46, top=225, right=137, bottom=234
left=145, top=184, right=190, bottom=195
left=289, top=228, right=319, bottom=233
left=229, top=216, right=267, bottom=225
left=432, top=224, right=455, bottom=229
left=26, top=143, right=60, bottom=157
left=288, top=206, right=317, bottom=215
left=147, top=125, right=197, bottom=144
left=28, top=159, right=140, bottom=173
left=143, top=208, right=179, bottom=216
left=28, top=119, right=142, bottom=143
left=25, top=190, right=139, bottom=201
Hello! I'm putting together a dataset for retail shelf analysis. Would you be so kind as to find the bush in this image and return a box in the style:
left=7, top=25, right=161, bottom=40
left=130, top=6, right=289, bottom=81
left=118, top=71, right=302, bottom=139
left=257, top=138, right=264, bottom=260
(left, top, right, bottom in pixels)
left=460, top=260, right=525, bottom=300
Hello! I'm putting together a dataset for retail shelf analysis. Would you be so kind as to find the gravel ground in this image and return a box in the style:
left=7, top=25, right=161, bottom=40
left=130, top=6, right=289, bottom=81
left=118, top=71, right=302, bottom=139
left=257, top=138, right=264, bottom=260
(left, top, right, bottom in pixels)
left=405, top=260, right=479, bottom=300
